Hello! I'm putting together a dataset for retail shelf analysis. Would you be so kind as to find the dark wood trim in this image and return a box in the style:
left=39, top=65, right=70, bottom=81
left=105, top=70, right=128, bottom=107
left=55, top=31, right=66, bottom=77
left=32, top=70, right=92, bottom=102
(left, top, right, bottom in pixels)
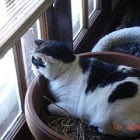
left=82, top=0, right=88, bottom=29
left=102, top=0, right=111, bottom=13
left=11, top=41, right=35, bottom=140
left=13, top=40, right=27, bottom=106
left=45, top=6, right=56, bottom=40
left=73, top=0, right=104, bottom=52
left=46, top=0, right=73, bottom=50
left=39, top=13, right=49, bottom=39
left=13, top=41, right=27, bottom=105
left=73, top=28, right=88, bottom=50
left=74, top=12, right=106, bottom=53
left=74, top=0, right=125, bottom=53
left=97, top=0, right=103, bottom=10
left=3, top=114, right=26, bottom=140
left=88, top=10, right=101, bottom=28
left=14, top=121, right=35, bottom=140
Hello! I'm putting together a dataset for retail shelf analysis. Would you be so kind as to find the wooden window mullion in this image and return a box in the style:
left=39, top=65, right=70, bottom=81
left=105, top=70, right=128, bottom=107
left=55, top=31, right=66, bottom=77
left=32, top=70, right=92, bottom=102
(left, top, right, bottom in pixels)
left=13, top=40, right=27, bottom=109
left=82, top=0, right=88, bottom=29
left=46, top=0, right=73, bottom=50
left=39, top=13, right=49, bottom=39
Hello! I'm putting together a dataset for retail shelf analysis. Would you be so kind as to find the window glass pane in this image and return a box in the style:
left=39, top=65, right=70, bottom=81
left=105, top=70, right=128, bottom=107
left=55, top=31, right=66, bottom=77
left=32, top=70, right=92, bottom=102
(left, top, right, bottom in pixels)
left=71, top=0, right=83, bottom=38
left=0, top=49, right=22, bottom=139
left=21, top=21, right=41, bottom=85
left=88, top=0, right=97, bottom=17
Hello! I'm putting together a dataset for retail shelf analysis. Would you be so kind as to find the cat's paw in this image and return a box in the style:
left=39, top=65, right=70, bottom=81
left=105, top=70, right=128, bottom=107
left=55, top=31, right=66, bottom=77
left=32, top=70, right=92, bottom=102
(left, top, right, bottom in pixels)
left=47, top=103, right=71, bottom=117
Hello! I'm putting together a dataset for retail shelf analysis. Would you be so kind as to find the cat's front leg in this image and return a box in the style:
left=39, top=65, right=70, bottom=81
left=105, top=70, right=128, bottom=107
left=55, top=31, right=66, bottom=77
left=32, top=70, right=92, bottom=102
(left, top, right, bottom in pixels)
left=47, top=102, right=76, bottom=117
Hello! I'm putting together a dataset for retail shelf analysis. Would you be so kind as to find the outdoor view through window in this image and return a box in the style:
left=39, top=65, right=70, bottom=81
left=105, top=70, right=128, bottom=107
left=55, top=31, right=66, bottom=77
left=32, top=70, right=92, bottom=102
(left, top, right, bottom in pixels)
left=0, top=49, right=22, bottom=140
left=71, top=0, right=97, bottom=38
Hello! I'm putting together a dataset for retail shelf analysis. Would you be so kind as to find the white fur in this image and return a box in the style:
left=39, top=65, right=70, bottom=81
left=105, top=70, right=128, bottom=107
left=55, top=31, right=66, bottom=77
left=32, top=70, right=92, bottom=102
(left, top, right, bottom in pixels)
left=92, top=27, right=140, bottom=52
left=32, top=53, right=140, bottom=137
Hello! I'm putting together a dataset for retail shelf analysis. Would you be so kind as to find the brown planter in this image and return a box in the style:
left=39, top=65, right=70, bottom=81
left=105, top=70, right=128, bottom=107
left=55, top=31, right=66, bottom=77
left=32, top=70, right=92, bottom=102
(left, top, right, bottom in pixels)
left=25, top=52, right=140, bottom=140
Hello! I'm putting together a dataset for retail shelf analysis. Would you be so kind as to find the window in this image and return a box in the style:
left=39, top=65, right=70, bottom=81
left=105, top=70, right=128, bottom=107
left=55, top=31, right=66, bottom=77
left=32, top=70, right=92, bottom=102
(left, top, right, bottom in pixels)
left=0, top=0, right=53, bottom=58
left=0, top=49, right=22, bottom=139
left=0, top=19, right=43, bottom=139
left=0, top=0, right=112, bottom=138
left=71, top=0, right=102, bottom=40
left=71, top=0, right=83, bottom=38
left=0, top=0, right=53, bottom=139
left=21, top=21, right=41, bottom=85
left=88, top=0, right=97, bottom=17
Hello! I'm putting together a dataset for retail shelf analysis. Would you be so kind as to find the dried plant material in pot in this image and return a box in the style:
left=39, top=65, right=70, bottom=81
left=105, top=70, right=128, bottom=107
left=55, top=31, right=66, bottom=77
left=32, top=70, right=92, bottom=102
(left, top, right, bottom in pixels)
left=40, top=96, right=100, bottom=140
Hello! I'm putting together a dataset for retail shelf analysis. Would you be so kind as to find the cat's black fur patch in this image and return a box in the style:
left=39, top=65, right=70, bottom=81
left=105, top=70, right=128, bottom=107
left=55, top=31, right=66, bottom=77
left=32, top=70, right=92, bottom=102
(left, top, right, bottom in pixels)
left=85, top=60, right=118, bottom=93
left=100, top=71, right=130, bottom=87
left=32, top=56, right=45, bottom=69
left=35, top=40, right=75, bottom=63
left=100, top=69, right=140, bottom=87
left=108, top=82, right=138, bottom=103
left=85, top=59, right=140, bottom=94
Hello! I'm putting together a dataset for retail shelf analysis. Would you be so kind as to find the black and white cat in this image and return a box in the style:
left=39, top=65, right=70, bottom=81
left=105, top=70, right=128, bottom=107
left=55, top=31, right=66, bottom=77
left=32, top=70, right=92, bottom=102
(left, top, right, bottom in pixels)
left=32, top=39, right=140, bottom=138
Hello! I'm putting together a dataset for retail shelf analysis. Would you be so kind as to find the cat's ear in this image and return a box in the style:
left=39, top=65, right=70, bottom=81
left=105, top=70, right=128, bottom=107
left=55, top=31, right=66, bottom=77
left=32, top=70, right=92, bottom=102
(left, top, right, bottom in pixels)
left=35, top=39, right=45, bottom=46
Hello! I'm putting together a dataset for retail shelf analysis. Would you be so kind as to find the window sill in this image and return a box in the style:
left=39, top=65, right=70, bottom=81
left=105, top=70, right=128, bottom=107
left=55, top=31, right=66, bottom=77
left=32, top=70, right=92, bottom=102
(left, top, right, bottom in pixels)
left=3, top=114, right=26, bottom=140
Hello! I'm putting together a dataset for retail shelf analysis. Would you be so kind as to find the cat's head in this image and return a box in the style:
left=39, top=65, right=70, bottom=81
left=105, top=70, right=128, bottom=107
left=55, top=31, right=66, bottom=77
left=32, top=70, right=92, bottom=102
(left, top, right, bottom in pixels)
left=32, top=39, right=76, bottom=80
